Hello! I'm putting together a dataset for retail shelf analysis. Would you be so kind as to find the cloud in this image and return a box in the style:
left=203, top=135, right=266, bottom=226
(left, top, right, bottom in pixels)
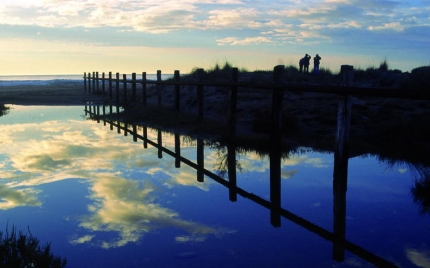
left=406, top=247, right=430, bottom=267
left=77, top=174, right=220, bottom=248
left=217, top=36, right=272, bottom=45
left=0, top=184, right=41, bottom=210
left=69, top=235, right=95, bottom=245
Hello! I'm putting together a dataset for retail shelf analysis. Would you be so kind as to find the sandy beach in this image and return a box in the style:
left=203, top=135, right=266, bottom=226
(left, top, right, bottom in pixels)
left=0, top=81, right=104, bottom=105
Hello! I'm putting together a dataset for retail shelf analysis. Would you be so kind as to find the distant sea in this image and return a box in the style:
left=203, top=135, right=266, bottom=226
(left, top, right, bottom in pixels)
left=0, top=74, right=173, bottom=86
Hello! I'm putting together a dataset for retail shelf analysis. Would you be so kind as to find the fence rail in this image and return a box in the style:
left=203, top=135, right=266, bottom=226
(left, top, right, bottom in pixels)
left=84, top=68, right=430, bottom=101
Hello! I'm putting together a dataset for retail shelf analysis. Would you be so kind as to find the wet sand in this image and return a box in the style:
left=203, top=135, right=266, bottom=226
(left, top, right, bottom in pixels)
left=0, top=82, right=104, bottom=105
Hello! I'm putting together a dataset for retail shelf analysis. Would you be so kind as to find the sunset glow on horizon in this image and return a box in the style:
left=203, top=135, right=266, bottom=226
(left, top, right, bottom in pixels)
left=0, top=0, right=429, bottom=75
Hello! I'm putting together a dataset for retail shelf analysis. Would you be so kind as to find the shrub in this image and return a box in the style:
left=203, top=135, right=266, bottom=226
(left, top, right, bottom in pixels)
left=0, top=224, right=67, bottom=268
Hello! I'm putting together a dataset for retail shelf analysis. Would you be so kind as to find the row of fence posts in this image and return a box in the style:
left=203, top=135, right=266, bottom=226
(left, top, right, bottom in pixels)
left=83, top=68, right=242, bottom=135
left=83, top=65, right=353, bottom=141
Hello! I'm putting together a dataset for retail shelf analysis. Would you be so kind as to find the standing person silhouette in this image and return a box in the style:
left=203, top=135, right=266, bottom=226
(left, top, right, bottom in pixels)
left=299, top=54, right=311, bottom=73
left=313, top=54, right=322, bottom=74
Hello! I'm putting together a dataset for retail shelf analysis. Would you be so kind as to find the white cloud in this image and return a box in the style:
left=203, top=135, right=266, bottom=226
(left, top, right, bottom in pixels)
left=217, top=36, right=272, bottom=45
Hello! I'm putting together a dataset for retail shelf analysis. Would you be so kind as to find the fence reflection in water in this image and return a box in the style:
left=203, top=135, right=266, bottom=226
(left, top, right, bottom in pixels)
left=84, top=103, right=398, bottom=267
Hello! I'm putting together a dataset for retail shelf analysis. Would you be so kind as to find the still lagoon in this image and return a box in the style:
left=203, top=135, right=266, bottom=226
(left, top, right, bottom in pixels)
left=0, top=105, right=429, bottom=267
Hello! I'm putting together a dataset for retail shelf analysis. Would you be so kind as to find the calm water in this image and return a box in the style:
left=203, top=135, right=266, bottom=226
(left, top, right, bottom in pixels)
left=0, top=74, right=173, bottom=87
left=0, top=105, right=429, bottom=268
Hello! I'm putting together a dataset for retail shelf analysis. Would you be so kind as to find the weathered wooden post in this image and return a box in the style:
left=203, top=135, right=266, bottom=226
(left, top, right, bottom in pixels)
left=84, top=72, right=87, bottom=92
left=115, top=73, right=120, bottom=103
left=196, top=68, right=205, bottom=121
left=108, top=72, right=113, bottom=99
left=197, top=138, right=204, bottom=182
left=142, top=72, right=147, bottom=106
left=92, top=72, right=96, bottom=92
left=271, top=65, right=285, bottom=136
left=143, top=126, right=148, bottom=148
left=157, top=128, right=162, bottom=159
left=132, top=73, right=137, bottom=102
left=157, top=70, right=162, bottom=106
left=102, top=72, right=105, bottom=96
left=175, top=133, right=181, bottom=168
left=333, top=65, right=353, bottom=261
left=116, top=105, right=121, bottom=134
left=109, top=104, right=113, bottom=130
left=132, top=124, right=137, bottom=142
left=124, top=122, right=128, bottom=136
left=269, top=65, right=284, bottom=228
left=174, top=70, right=180, bottom=111
left=269, top=139, right=282, bottom=228
left=123, top=74, right=128, bottom=104
left=96, top=72, right=99, bottom=92
left=228, top=68, right=239, bottom=136
left=102, top=104, right=106, bottom=126
left=228, top=143, right=237, bottom=202
left=88, top=72, right=92, bottom=93
left=340, top=65, right=353, bottom=87
left=96, top=105, right=100, bottom=123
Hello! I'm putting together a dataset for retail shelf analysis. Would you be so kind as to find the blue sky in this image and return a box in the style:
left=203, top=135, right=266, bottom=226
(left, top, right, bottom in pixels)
left=0, top=0, right=429, bottom=75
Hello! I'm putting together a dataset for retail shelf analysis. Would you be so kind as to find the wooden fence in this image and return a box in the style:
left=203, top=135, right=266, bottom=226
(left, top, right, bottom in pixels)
left=83, top=65, right=430, bottom=146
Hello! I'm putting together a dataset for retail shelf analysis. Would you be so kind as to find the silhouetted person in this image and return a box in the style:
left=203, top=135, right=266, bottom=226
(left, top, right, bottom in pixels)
left=313, top=54, right=322, bottom=74
left=299, top=54, right=311, bottom=73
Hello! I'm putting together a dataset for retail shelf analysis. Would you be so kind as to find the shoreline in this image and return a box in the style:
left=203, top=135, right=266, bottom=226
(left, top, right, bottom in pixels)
left=1, top=80, right=430, bottom=169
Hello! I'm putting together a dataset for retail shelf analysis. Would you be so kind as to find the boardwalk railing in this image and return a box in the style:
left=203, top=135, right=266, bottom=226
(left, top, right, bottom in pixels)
left=84, top=103, right=398, bottom=267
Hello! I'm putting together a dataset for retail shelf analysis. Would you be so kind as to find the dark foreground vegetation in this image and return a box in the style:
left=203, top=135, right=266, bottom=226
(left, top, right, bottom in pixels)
left=0, top=224, right=67, bottom=268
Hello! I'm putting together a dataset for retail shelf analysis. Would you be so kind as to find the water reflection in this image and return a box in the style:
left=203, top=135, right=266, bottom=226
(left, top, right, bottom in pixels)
left=1, top=105, right=429, bottom=267
left=85, top=104, right=411, bottom=267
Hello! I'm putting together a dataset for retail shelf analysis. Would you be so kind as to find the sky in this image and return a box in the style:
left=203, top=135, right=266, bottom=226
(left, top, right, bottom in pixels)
left=0, top=0, right=429, bottom=75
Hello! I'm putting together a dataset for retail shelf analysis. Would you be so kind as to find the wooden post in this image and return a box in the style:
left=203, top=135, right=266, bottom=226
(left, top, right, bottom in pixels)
left=102, top=72, right=105, bottom=96
left=123, top=74, right=127, bottom=104
left=271, top=65, right=285, bottom=140
left=132, top=124, right=137, bottom=142
left=269, top=137, right=282, bottom=227
left=109, top=104, right=113, bottom=130
left=227, top=143, right=237, bottom=202
left=228, top=68, right=238, bottom=136
left=157, top=128, right=162, bottom=159
left=143, top=126, right=148, bottom=148
left=341, top=65, right=354, bottom=87
left=174, top=70, right=180, bottom=111
left=175, top=133, right=181, bottom=168
left=157, top=70, right=162, bottom=106
left=102, top=104, right=106, bottom=126
left=333, top=65, right=353, bottom=261
left=96, top=72, right=99, bottom=92
left=142, top=72, right=147, bottom=106
left=132, top=73, right=136, bottom=102
left=196, top=68, right=205, bottom=121
left=88, top=72, right=92, bottom=93
left=96, top=105, right=100, bottom=123
left=115, top=73, right=120, bottom=103
left=197, top=138, right=204, bottom=182
left=108, top=72, right=113, bottom=99
left=84, top=72, right=87, bottom=92
left=92, top=72, right=96, bottom=92
left=124, top=122, right=128, bottom=136
left=116, top=105, right=121, bottom=134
